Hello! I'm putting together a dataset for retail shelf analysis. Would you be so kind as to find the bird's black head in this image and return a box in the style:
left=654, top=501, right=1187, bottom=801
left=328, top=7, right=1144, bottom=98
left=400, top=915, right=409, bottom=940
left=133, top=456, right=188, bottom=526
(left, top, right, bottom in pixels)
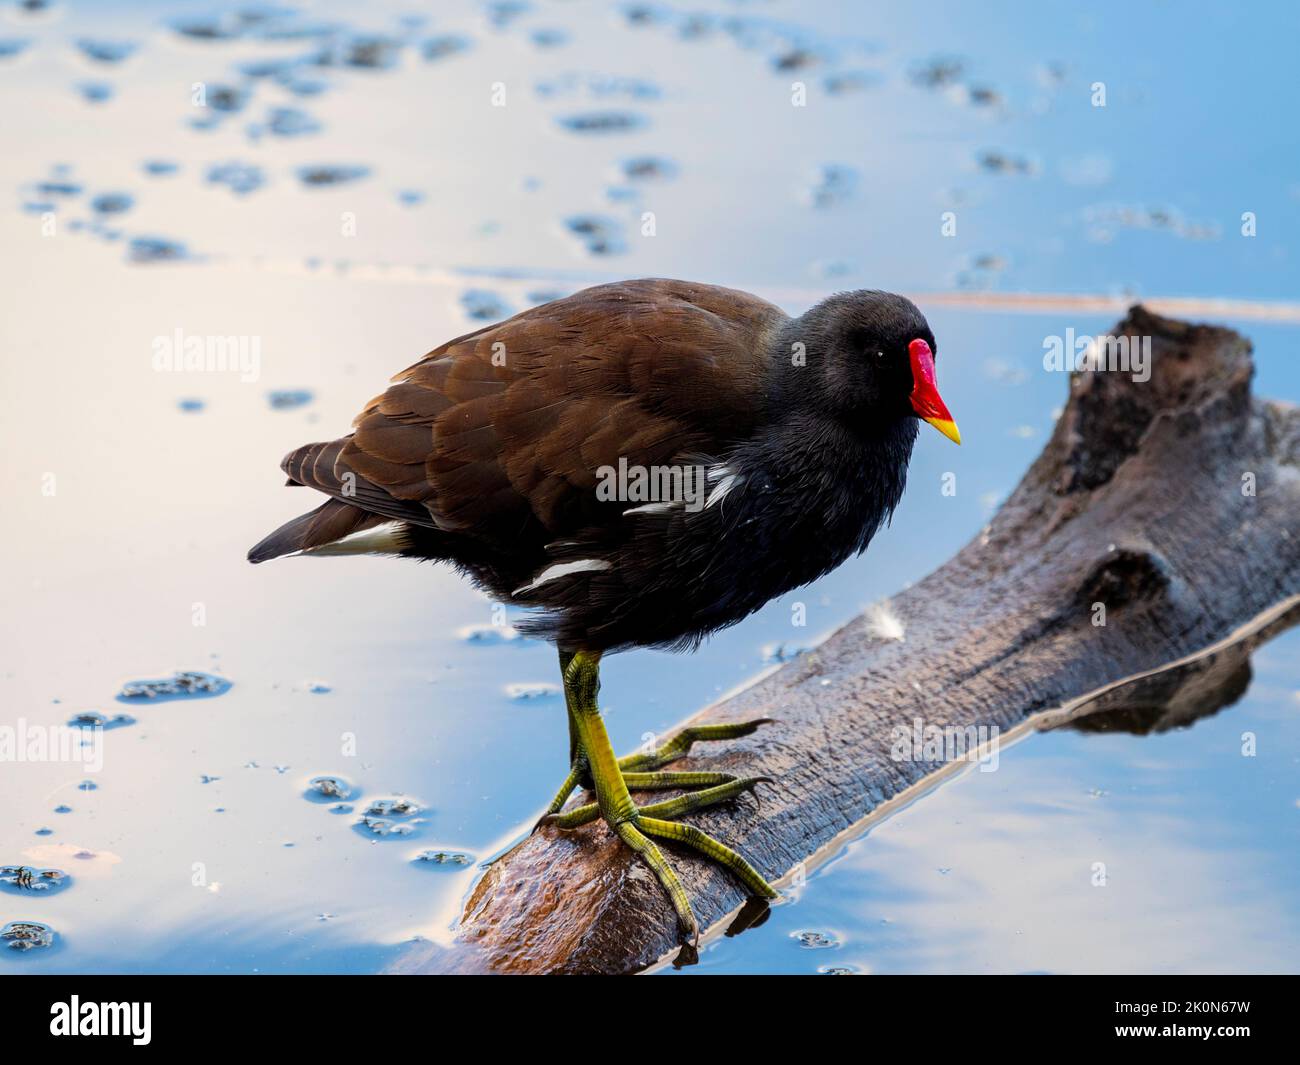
left=781, top=290, right=960, bottom=444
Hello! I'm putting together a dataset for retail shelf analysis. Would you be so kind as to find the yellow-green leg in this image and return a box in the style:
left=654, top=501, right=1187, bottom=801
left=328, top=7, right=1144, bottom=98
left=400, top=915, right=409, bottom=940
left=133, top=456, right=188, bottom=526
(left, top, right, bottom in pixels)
left=542, top=654, right=773, bottom=816
left=542, top=649, right=777, bottom=945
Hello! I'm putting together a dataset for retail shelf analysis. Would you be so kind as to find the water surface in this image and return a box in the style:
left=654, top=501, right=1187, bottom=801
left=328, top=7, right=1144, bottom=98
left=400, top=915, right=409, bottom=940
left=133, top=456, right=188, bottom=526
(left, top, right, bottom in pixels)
left=1, top=0, right=1297, bottom=974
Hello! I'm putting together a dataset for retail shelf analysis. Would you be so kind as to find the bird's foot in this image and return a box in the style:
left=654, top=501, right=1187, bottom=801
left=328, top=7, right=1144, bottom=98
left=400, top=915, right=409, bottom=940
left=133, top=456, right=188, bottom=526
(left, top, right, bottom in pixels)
left=538, top=717, right=775, bottom=822
left=546, top=652, right=777, bottom=948
left=542, top=787, right=778, bottom=947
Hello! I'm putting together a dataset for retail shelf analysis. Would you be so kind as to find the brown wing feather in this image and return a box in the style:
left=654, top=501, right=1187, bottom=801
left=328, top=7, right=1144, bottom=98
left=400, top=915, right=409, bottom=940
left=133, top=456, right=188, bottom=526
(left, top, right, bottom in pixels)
left=271, top=278, right=786, bottom=549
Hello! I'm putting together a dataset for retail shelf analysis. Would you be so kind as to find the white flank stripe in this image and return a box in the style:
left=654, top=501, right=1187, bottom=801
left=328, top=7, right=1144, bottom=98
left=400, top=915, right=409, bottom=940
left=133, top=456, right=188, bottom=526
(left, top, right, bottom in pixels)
left=705, top=472, right=741, bottom=509
left=302, top=522, right=408, bottom=558
left=513, top=559, right=611, bottom=595
left=623, top=501, right=679, bottom=516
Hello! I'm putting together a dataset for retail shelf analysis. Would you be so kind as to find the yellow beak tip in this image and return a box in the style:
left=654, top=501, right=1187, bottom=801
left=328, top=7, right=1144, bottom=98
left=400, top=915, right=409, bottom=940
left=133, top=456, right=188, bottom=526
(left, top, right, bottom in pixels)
left=924, top=417, right=962, bottom=445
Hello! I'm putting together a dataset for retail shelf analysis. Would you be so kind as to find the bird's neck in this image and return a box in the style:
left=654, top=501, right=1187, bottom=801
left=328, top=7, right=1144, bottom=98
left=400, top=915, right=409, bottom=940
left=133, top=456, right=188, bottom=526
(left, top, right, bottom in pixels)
left=734, top=405, right=917, bottom=561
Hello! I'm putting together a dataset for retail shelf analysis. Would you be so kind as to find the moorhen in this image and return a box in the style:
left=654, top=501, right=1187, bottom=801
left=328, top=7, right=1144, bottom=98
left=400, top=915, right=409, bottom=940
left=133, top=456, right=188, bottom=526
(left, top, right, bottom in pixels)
left=249, top=278, right=959, bottom=944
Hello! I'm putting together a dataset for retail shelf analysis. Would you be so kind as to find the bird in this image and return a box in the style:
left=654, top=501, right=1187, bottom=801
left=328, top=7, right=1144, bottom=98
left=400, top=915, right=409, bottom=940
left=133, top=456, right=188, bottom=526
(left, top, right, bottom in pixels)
left=248, top=277, right=959, bottom=946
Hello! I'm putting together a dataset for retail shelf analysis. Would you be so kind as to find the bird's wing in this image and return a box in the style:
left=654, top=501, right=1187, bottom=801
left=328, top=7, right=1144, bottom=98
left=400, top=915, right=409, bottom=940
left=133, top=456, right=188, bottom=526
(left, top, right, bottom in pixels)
left=289, top=278, right=787, bottom=550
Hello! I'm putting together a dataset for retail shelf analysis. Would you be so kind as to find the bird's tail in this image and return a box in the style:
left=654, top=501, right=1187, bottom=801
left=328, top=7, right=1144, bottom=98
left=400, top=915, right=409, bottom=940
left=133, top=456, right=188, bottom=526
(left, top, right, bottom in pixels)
left=247, top=498, right=390, bottom=563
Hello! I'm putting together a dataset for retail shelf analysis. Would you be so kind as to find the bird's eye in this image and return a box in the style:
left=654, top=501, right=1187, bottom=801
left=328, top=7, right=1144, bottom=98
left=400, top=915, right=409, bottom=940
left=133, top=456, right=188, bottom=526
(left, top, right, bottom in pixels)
left=874, top=350, right=885, bottom=359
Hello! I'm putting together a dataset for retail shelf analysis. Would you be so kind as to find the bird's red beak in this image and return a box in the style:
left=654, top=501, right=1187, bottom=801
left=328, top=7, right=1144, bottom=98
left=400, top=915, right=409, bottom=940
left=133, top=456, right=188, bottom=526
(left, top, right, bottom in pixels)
left=908, top=339, right=961, bottom=445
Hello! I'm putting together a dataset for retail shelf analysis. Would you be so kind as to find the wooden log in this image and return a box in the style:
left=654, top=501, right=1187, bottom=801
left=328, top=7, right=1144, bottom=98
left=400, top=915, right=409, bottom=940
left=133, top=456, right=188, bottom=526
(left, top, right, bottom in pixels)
left=394, top=306, right=1300, bottom=974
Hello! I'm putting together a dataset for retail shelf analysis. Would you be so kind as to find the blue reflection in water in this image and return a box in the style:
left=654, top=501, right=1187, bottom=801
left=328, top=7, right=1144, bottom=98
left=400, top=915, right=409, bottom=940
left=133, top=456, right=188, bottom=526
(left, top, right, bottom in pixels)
left=0, top=0, right=1297, bottom=974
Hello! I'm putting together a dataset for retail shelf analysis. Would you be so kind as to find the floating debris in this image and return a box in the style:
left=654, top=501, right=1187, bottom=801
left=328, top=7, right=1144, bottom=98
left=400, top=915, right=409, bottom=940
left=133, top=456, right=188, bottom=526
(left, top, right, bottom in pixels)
left=249, top=11, right=337, bottom=44
left=802, top=164, right=858, bottom=208
left=556, top=111, right=648, bottom=135
left=619, top=155, right=677, bottom=182
left=238, top=56, right=297, bottom=80
left=33, top=178, right=81, bottom=198
left=177, top=398, right=206, bottom=413
left=365, top=798, right=421, bottom=818
left=422, top=35, right=472, bottom=62
left=530, top=27, right=569, bottom=48
left=204, top=83, right=248, bottom=114
left=206, top=160, right=265, bottom=196
left=622, top=4, right=667, bottom=28
left=314, top=34, right=403, bottom=71
left=772, top=47, right=821, bottom=72
left=505, top=681, right=561, bottom=701
left=280, top=73, right=329, bottom=97
left=267, top=390, right=314, bottom=411
left=538, top=72, right=660, bottom=102
left=167, top=14, right=243, bottom=41
left=74, top=38, right=137, bottom=65
left=818, top=964, right=863, bottom=975
left=116, top=670, right=231, bottom=702
left=66, top=710, right=135, bottom=730
left=824, top=70, right=882, bottom=95
left=793, top=930, right=839, bottom=949
left=0, top=39, right=31, bottom=60
left=126, top=236, right=190, bottom=264
left=75, top=81, right=114, bottom=104
left=459, top=289, right=511, bottom=321
left=355, top=799, right=423, bottom=840
left=678, top=13, right=715, bottom=39
left=486, top=0, right=530, bottom=29
left=563, top=214, right=627, bottom=256
left=413, top=850, right=474, bottom=867
left=976, top=149, right=1037, bottom=176
left=1081, top=202, right=1221, bottom=242
left=296, top=164, right=370, bottom=187
left=910, top=55, right=965, bottom=90
left=265, top=106, right=321, bottom=137
left=966, top=84, right=1003, bottom=108
left=90, top=191, right=133, bottom=215
left=142, top=159, right=179, bottom=177
left=305, top=775, right=354, bottom=802
left=53, top=805, right=71, bottom=814
left=1, top=920, right=55, bottom=953
left=971, top=253, right=1007, bottom=272
left=397, top=188, right=425, bottom=207
left=526, top=288, right=568, bottom=306
left=1, top=866, right=69, bottom=895
left=77, top=779, right=97, bottom=791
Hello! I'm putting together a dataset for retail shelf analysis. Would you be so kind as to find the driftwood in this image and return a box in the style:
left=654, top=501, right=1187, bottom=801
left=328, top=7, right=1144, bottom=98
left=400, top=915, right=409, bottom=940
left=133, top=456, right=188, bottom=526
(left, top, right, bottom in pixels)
left=395, top=307, right=1300, bottom=975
